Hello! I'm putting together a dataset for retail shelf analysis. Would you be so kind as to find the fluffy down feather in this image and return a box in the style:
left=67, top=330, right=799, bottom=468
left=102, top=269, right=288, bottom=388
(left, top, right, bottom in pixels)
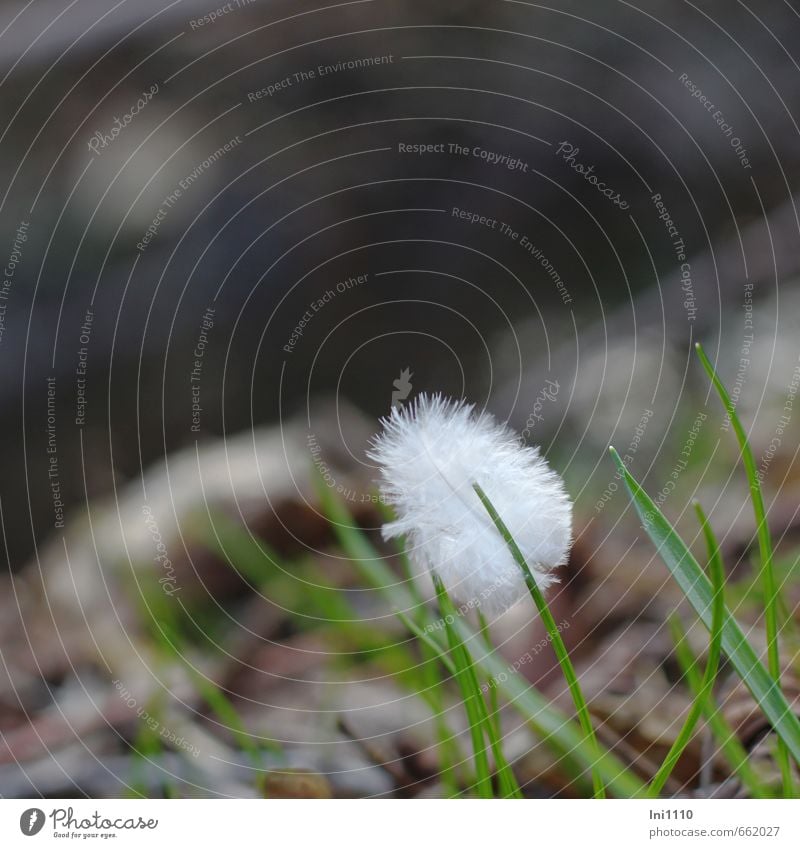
left=368, top=394, right=573, bottom=615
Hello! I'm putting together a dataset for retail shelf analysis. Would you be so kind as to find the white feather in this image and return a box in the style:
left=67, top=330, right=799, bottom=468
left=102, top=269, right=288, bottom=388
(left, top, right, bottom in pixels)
left=368, top=394, right=573, bottom=615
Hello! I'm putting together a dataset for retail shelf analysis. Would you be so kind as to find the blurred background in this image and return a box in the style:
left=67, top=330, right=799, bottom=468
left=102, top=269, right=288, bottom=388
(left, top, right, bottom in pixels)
left=1, top=0, right=799, bottom=798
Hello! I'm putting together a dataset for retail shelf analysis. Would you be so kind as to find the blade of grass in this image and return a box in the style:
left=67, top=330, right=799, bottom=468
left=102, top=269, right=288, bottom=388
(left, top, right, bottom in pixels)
left=478, top=612, right=504, bottom=746
left=695, top=341, right=794, bottom=795
left=472, top=482, right=605, bottom=799
left=399, top=607, right=521, bottom=797
left=435, top=579, right=522, bottom=798
left=417, top=632, right=462, bottom=796
left=433, top=575, right=494, bottom=798
left=609, top=446, right=800, bottom=768
left=369, top=500, right=465, bottom=794
left=127, top=702, right=166, bottom=798
left=317, top=477, right=647, bottom=797
left=475, top=609, right=523, bottom=798
left=392, top=610, right=465, bottom=795
left=167, top=625, right=276, bottom=795
left=194, top=502, right=468, bottom=794
left=396, top=610, right=455, bottom=673
left=189, top=509, right=283, bottom=587
left=647, top=501, right=726, bottom=796
left=670, top=616, right=772, bottom=799
left=134, top=577, right=277, bottom=790
left=451, top=614, right=639, bottom=797
left=206, top=503, right=472, bottom=793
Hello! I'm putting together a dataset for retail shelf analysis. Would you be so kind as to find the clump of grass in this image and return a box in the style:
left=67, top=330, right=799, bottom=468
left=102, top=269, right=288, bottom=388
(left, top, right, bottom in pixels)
left=194, top=509, right=484, bottom=796
left=314, top=343, right=800, bottom=798
left=317, top=464, right=644, bottom=798
left=367, top=394, right=604, bottom=796
left=669, top=615, right=772, bottom=798
left=129, top=552, right=281, bottom=795
left=610, top=343, right=800, bottom=796
left=472, top=483, right=605, bottom=797
left=694, top=342, right=795, bottom=795
left=148, top=345, right=799, bottom=798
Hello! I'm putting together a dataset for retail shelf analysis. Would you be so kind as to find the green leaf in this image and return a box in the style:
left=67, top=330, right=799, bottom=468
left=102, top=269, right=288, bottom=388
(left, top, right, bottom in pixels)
left=609, top=447, right=800, bottom=767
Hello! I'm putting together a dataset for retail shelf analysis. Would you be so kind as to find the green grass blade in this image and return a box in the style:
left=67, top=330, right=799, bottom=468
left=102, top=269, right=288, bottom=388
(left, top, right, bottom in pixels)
left=472, top=483, right=606, bottom=798
left=389, top=520, right=464, bottom=795
left=402, top=606, right=522, bottom=797
left=695, top=341, right=794, bottom=795
left=695, top=342, right=782, bottom=639
left=442, top=592, right=521, bottom=798
left=134, top=576, right=277, bottom=790
left=189, top=509, right=283, bottom=587
left=399, top=608, right=501, bottom=796
left=433, top=576, right=494, bottom=798
left=433, top=579, right=522, bottom=798
left=476, top=609, right=523, bottom=798
left=670, top=616, right=772, bottom=799
left=648, top=501, right=726, bottom=796
left=126, top=697, right=169, bottom=798
left=478, top=612, right=505, bottom=745
left=418, top=635, right=462, bottom=796
left=155, top=613, right=276, bottom=776
left=396, top=610, right=456, bottom=674
left=609, top=447, right=800, bottom=767
left=452, top=614, right=644, bottom=797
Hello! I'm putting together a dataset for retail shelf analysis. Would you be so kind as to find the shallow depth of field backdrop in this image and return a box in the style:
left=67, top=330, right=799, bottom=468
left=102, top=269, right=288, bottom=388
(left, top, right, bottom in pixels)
left=1, top=0, right=800, bottom=799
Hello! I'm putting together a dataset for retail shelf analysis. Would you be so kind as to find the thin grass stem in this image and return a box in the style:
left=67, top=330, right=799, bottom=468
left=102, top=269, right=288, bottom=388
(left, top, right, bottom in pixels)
left=670, top=616, right=772, bottom=799
left=433, top=575, right=494, bottom=798
left=648, top=501, right=725, bottom=796
left=380, top=513, right=463, bottom=796
left=472, top=482, right=605, bottom=798
left=478, top=612, right=504, bottom=744
left=475, top=611, right=523, bottom=797
left=695, top=342, right=795, bottom=795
